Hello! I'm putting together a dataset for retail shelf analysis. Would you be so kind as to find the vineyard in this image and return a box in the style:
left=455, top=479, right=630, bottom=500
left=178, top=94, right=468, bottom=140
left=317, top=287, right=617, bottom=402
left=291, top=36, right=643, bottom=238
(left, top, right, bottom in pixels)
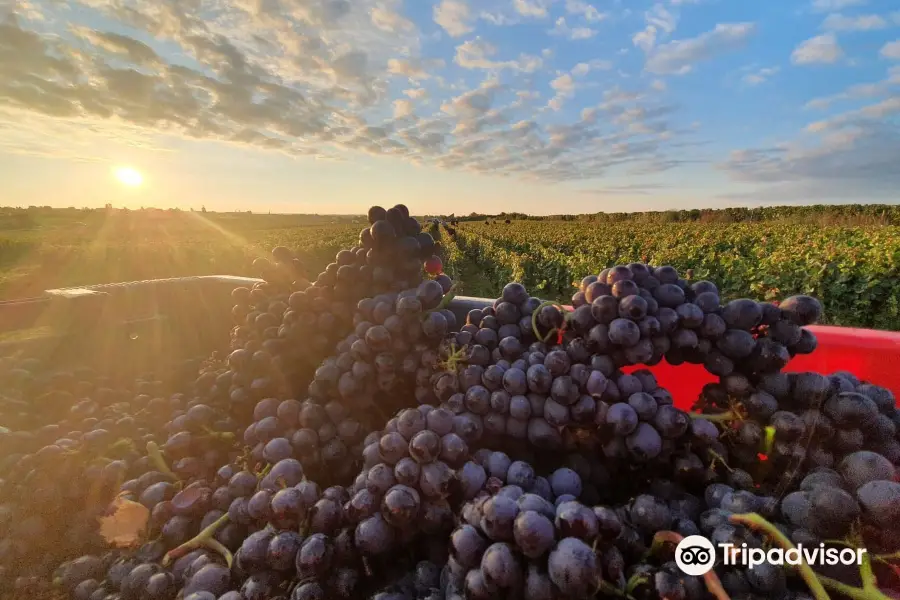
left=1, top=207, right=898, bottom=330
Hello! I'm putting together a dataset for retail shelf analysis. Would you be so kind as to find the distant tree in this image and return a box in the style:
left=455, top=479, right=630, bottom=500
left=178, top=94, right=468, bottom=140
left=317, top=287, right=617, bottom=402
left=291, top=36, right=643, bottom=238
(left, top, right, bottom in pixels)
left=201, top=205, right=207, bottom=213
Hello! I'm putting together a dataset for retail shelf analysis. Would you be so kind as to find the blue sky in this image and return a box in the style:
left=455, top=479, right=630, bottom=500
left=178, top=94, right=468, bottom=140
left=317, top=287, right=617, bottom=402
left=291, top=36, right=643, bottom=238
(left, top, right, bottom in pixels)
left=0, top=0, right=898, bottom=214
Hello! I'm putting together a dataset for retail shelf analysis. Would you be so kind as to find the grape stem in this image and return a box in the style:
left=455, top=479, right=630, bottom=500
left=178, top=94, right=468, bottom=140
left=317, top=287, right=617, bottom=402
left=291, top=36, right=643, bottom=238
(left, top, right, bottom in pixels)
left=420, top=286, right=458, bottom=321
left=726, top=513, right=898, bottom=600
left=162, top=512, right=233, bottom=568
left=650, top=531, right=731, bottom=600
left=146, top=441, right=178, bottom=480
left=531, top=301, right=569, bottom=343
left=201, top=427, right=236, bottom=443
left=439, top=342, right=469, bottom=372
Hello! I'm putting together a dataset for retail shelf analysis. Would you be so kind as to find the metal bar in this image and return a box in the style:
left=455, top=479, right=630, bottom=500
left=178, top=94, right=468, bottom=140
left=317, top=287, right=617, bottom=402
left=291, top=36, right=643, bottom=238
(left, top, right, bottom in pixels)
left=446, top=295, right=492, bottom=325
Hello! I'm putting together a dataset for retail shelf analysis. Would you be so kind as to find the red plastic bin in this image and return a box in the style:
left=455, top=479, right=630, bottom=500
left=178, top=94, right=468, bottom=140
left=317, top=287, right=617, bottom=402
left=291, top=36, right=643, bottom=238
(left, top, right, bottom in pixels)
left=622, top=326, right=900, bottom=410
left=451, top=297, right=900, bottom=409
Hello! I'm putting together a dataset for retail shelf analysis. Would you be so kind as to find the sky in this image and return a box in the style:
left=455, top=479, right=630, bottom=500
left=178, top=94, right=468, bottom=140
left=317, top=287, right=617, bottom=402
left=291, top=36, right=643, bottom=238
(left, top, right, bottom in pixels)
left=0, top=0, right=898, bottom=215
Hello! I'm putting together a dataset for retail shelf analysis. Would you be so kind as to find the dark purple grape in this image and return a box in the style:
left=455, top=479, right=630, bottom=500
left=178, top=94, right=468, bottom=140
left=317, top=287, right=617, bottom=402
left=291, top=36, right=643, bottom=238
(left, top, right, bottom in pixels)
left=547, top=537, right=598, bottom=597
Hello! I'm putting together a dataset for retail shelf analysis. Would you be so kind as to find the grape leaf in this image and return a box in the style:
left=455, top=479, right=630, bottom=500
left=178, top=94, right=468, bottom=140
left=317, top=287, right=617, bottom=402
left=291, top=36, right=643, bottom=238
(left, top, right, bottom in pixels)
left=97, top=494, right=149, bottom=547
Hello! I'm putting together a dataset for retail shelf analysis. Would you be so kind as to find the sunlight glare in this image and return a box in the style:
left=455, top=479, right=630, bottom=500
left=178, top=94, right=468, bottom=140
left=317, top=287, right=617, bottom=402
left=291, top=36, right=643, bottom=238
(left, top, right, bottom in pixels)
left=114, top=166, right=144, bottom=187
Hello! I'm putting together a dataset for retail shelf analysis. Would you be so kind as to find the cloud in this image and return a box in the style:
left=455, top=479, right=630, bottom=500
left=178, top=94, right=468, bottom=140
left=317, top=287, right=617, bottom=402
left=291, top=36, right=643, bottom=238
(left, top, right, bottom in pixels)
left=548, top=73, right=577, bottom=111
left=882, top=40, right=900, bottom=60
left=791, top=33, right=844, bottom=65
left=645, top=23, right=757, bottom=75
left=571, top=63, right=590, bottom=76
left=513, top=0, right=552, bottom=18
left=582, top=183, right=668, bottom=195
left=633, top=27, right=658, bottom=53
left=371, top=2, right=415, bottom=32
left=388, top=58, right=446, bottom=79
left=722, top=86, right=900, bottom=201
left=810, top=0, right=867, bottom=13
left=821, top=13, right=887, bottom=31
left=646, top=3, right=679, bottom=33
left=454, top=38, right=543, bottom=71
left=632, top=4, right=679, bottom=54
left=574, top=58, right=613, bottom=74
left=546, top=60, right=610, bottom=110
left=403, top=88, right=429, bottom=99
left=806, top=97, right=900, bottom=133
left=742, top=66, right=780, bottom=86
left=393, top=98, right=415, bottom=118
left=434, top=0, right=473, bottom=36
left=804, top=68, right=899, bottom=109
left=565, top=0, right=607, bottom=22
left=550, top=17, right=597, bottom=40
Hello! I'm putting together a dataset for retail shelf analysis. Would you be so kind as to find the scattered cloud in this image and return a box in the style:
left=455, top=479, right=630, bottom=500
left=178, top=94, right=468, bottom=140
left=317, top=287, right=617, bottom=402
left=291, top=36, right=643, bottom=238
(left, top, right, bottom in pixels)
left=821, top=13, right=887, bottom=31
left=633, top=28, right=659, bottom=53
left=434, top=0, right=474, bottom=36
left=742, top=66, right=780, bottom=86
left=549, top=74, right=576, bottom=110
left=582, top=183, right=668, bottom=195
left=646, top=4, right=679, bottom=33
left=722, top=76, right=900, bottom=202
left=791, top=33, right=844, bottom=65
left=645, top=23, right=757, bottom=75
left=513, top=0, right=553, bottom=19
left=2, top=0, right=897, bottom=205
left=810, top=0, right=867, bottom=13
left=388, top=58, right=447, bottom=79
left=551, top=17, right=597, bottom=40
left=632, top=4, right=679, bottom=54
left=565, top=0, right=607, bottom=22
left=371, top=1, right=416, bottom=32
left=454, top=38, right=543, bottom=71
left=393, top=99, right=415, bottom=118
left=882, top=40, right=900, bottom=60
left=804, top=67, right=900, bottom=109
left=403, top=88, right=429, bottom=100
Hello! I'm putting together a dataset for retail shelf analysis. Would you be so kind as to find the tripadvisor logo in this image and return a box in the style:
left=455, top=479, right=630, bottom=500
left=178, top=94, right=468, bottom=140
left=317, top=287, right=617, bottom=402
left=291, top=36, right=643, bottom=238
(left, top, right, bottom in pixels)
left=674, top=535, right=867, bottom=576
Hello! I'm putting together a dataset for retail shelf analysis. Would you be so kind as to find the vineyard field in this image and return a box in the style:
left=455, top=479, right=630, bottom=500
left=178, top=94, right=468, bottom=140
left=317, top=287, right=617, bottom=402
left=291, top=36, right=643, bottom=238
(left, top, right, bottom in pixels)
left=1, top=207, right=898, bottom=330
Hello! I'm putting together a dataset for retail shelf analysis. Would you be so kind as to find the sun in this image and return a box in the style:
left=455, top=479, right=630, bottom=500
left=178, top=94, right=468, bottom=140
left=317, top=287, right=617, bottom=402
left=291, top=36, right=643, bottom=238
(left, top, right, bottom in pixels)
left=114, top=166, right=144, bottom=187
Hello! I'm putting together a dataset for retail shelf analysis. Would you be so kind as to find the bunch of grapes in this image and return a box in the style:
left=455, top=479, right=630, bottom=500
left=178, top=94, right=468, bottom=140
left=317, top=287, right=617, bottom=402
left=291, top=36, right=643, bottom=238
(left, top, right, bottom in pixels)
left=694, top=368, right=899, bottom=488
left=570, top=265, right=818, bottom=377
left=226, top=203, right=442, bottom=403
